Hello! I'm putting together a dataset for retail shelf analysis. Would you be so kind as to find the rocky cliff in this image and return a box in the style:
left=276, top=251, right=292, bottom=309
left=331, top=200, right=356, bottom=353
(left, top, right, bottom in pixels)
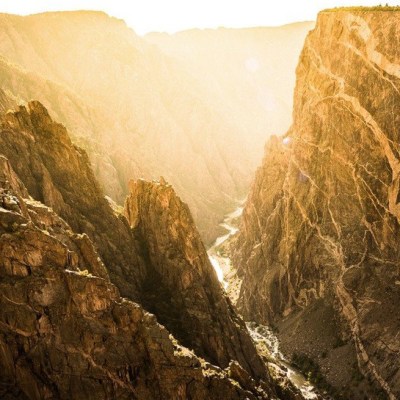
left=233, top=9, right=400, bottom=400
left=0, top=159, right=272, bottom=399
left=0, top=100, right=147, bottom=300
left=125, top=179, right=266, bottom=379
left=0, top=100, right=297, bottom=399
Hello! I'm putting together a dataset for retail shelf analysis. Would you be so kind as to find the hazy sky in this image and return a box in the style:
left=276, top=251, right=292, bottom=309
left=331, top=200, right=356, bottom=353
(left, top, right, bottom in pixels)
left=0, top=0, right=397, bottom=34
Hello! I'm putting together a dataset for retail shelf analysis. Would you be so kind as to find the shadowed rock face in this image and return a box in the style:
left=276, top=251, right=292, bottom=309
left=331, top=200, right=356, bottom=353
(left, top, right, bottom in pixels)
left=0, top=160, right=272, bottom=400
left=125, top=179, right=267, bottom=379
left=234, top=10, right=400, bottom=399
left=0, top=100, right=147, bottom=300
left=0, top=101, right=290, bottom=399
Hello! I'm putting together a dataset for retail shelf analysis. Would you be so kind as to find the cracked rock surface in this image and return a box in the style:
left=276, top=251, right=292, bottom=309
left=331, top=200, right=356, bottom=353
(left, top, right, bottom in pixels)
left=0, top=97, right=298, bottom=399
left=125, top=179, right=267, bottom=380
left=233, top=9, right=400, bottom=400
left=0, top=173, right=267, bottom=399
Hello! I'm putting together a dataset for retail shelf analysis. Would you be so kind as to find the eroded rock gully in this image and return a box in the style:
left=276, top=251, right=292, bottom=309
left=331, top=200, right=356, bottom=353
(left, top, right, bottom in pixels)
left=233, top=9, right=400, bottom=400
left=0, top=100, right=304, bottom=399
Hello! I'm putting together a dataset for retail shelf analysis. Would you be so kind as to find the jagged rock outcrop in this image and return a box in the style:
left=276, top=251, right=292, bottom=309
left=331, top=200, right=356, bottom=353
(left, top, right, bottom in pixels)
left=0, top=101, right=292, bottom=398
left=233, top=8, right=400, bottom=400
left=0, top=160, right=272, bottom=400
left=0, top=101, right=147, bottom=299
left=125, top=179, right=267, bottom=380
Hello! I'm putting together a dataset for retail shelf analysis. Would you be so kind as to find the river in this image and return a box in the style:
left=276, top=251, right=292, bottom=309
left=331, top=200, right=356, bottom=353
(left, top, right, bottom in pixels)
left=207, top=206, right=320, bottom=399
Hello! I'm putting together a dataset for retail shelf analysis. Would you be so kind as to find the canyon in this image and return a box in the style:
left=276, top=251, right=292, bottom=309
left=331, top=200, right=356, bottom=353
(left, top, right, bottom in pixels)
left=0, top=11, right=312, bottom=245
left=0, top=5, right=399, bottom=400
left=0, top=97, right=307, bottom=399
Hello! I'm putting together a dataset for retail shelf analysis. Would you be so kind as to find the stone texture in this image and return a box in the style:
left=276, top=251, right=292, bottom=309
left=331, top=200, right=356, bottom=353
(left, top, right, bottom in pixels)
left=233, top=9, right=400, bottom=400
left=125, top=179, right=268, bottom=380
left=0, top=172, right=270, bottom=400
left=0, top=101, right=146, bottom=300
left=0, top=102, right=294, bottom=399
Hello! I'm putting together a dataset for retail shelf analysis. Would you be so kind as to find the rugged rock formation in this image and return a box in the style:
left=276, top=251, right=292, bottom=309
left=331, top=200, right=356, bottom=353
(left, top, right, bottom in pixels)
left=125, top=179, right=266, bottom=379
left=0, top=101, right=147, bottom=299
left=0, top=101, right=298, bottom=398
left=233, top=9, right=400, bottom=399
left=0, top=11, right=312, bottom=244
left=0, top=160, right=273, bottom=400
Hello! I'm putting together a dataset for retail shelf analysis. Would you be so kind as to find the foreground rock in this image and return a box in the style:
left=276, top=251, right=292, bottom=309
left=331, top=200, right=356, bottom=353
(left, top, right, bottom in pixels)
left=0, top=164, right=271, bottom=399
left=0, top=100, right=301, bottom=398
left=125, top=179, right=267, bottom=379
left=233, top=8, right=400, bottom=400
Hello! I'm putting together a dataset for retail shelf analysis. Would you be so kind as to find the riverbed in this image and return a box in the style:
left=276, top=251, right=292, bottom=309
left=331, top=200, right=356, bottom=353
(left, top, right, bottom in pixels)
left=207, top=207, right=320, bottom=399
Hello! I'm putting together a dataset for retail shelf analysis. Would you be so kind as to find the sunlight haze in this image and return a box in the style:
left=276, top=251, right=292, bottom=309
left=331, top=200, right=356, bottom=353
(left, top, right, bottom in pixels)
left=0, top=0, right=398, bottom=34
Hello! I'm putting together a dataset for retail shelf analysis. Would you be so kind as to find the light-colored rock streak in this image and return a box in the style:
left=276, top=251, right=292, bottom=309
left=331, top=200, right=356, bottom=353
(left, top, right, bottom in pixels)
left=344, top=14, right=400, bottom=80
left=309, top=41, right=400, bottom=229
left=288, top=163, right=396, bottom=399
left=298, top=40, right=399, bottom=400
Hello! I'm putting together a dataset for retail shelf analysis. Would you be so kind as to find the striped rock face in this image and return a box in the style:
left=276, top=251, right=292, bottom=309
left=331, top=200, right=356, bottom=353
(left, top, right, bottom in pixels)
left=233, top=10, right=400, bottom=400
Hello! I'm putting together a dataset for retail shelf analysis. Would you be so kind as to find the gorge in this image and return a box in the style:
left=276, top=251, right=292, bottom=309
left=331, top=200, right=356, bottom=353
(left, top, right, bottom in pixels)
left=0, top=5, right=400, bottom=400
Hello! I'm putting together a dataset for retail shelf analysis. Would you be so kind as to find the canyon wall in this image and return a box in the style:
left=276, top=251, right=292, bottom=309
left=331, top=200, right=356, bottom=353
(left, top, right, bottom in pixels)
left=0, top=159, right=269, bottom=400
left=234, top=9, right=400, bottom=399
left=0, top=12, right=311, bottom=244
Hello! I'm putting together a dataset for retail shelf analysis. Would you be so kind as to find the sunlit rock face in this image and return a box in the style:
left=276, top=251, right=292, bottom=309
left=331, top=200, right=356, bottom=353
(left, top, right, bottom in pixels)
left=0, top=12, right=312, bottom=244
left=0, top=159, right=272, bottom=400
left=0, top=101, right=284, bottom=399
left=234, top=9, right=400, bottom=399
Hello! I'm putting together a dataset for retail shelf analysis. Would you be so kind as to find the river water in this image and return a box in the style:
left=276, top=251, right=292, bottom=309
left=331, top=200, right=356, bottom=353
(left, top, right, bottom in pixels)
left=207, top=206, right=319, bottom=399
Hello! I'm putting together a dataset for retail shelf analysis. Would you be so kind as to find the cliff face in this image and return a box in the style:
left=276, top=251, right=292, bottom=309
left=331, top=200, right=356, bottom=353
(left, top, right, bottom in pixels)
left=125, top=179, right=266, bottom=379
left=0, top=101, right=289, bottom=398
left=234, top=10, right=400, bottom=399
left=0, top=101, right=147, bottom=299
left=0, top=159, right=272, bottom=400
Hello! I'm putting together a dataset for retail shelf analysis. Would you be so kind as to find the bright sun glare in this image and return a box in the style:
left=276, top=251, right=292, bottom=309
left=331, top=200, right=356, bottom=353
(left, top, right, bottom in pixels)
left=1, top=0, right=399, bottom=34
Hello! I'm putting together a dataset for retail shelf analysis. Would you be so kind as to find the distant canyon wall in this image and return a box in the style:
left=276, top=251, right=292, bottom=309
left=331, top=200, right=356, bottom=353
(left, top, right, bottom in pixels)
left=0, top=12, right=312, bottom=243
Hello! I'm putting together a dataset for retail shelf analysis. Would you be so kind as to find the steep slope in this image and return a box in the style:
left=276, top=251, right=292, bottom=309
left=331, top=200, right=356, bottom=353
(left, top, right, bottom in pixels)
left=0, top=101, right=292, bottom=397
left=0, top=12, right=312, bottom=244
left=0, top=101, right=147, bottom=299
left=234, top=9, right=400, bottom=400
left=125, top=179, right=266, bottom=378
left=0, top=158, right=272, bottom=400
left=0, top=56, right=132, bottom=204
